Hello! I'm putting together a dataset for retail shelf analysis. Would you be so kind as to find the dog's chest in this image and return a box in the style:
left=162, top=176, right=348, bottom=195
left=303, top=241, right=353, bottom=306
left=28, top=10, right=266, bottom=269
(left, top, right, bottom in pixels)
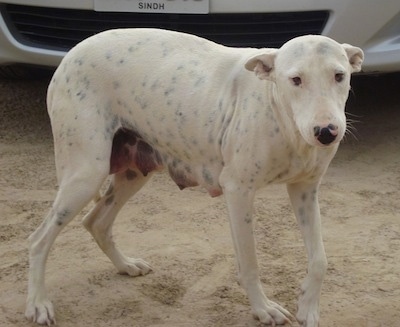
left=262, top=142, right=335, bottom=186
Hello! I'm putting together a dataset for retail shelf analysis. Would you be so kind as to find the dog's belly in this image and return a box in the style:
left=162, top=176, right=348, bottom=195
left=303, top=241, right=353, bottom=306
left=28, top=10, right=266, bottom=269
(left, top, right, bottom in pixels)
left=109, top=127, right=223, bottom=197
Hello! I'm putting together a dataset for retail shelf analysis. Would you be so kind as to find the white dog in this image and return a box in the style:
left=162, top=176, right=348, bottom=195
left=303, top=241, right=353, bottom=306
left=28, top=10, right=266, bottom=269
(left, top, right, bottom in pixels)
left=25, top=28, right=363, bottom=326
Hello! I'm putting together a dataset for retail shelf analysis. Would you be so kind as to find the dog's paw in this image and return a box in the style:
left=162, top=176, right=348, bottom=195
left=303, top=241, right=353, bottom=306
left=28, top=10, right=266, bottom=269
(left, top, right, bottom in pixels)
left=296, top=285, right=320, bottom=326
left=296, top=300, right=319, bottom=327
left=296, top=313, right=319, bottom=327
left=252, top=299, right=294, bottom=325
left=25, top=298, right=55, bottom=325
left=117, top=257, right=153, bottom=277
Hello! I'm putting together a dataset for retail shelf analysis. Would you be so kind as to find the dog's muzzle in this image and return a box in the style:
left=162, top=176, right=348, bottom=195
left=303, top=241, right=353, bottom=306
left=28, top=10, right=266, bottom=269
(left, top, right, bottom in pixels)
left=314, top=124, right=338, bottom=145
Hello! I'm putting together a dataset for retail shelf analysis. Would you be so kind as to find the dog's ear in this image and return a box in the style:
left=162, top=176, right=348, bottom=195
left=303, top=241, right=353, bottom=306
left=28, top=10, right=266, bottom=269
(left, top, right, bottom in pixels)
left=342, top=44, right=364, bottom=73
left=245, top=49, right=278, bottom=80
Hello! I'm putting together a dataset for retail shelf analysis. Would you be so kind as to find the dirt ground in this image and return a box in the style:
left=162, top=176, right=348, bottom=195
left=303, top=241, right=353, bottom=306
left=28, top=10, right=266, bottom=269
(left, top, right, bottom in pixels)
left=0, top=72, right=399, bottom=327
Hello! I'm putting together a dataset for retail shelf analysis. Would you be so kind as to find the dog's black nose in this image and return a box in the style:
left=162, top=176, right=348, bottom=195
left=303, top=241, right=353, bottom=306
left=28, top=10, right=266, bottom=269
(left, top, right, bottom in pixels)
left=316, top=127, right=337, bottom=145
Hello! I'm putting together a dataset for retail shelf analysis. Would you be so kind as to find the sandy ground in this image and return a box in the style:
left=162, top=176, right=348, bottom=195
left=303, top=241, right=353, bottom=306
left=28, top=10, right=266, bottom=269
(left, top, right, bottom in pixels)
left=0, top=73, right=399, bottom=327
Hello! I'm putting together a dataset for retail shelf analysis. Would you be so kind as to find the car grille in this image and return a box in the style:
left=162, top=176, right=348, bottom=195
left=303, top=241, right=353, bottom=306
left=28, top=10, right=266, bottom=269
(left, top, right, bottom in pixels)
left=1, top=4, right=329, bottom=51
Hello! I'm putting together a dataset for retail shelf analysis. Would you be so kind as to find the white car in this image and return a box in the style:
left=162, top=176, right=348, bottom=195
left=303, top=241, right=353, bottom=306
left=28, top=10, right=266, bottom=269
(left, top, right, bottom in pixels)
left=0, top=0, right=399, bottom=76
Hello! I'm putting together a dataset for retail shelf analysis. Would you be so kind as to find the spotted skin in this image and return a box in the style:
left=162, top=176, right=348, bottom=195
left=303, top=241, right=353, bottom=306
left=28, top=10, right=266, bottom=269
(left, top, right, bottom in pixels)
left=25, top=29, right=363, bottom=326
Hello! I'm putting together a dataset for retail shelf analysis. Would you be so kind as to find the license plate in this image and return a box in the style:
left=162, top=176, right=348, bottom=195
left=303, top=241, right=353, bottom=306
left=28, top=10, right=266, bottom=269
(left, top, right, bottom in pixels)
left=94, top=0, right=209, bottom=14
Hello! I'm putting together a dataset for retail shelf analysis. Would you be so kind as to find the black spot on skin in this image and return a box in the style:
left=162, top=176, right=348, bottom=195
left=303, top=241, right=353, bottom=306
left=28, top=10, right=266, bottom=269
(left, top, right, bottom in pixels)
left=126, top=169, right=137, bottom=180
left=275, top=169, right=289, bottom=180
left=301, top=193, right=307, bottom=202
left=202, top=168, right=213, bottom=185
left=76, top=91, right=86, bottom=101
left=298, top=207, right=307, bottom=226
left=105, top=195, right=114, bottom=206
left=109, top=116, right=119, bottom=131
left=56, top=209, right=70, bottom=226
left=244, top=213, right=252, bottom=224
left=74, top=58, right=84, bottom=66
left=164, top=87, right=175, bottom=96
left=105, top=185, right=114, bottom=196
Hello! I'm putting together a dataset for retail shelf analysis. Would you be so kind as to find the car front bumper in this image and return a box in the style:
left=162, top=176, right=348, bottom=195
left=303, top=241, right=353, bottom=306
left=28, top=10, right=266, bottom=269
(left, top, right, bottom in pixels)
left=0, top=0, right=399, bottom=73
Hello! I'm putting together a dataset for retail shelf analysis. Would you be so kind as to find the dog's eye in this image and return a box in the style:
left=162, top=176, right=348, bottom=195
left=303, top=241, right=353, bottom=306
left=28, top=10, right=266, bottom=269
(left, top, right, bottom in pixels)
left=335, top=73, right=344, bottom=83
left=291, top=77, right=302, bottom=86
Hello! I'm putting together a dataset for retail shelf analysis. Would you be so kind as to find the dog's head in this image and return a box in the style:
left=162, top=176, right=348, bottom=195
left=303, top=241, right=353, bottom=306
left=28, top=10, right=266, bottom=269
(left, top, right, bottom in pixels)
left=245, top=35, right=363, bottom=147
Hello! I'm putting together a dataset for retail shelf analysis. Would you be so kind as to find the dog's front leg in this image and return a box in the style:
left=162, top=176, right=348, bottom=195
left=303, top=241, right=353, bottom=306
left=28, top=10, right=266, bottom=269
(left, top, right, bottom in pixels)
left=222, top=184, right=293, bottom=325
left=287, top=181, right=328, bottom=327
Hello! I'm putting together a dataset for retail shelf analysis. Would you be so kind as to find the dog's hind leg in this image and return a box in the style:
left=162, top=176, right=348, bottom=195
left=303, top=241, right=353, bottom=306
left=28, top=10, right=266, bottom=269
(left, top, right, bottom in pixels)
left=83, top=169, right=153, bottom=276
left=25, top=160, right=109, bottom=325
